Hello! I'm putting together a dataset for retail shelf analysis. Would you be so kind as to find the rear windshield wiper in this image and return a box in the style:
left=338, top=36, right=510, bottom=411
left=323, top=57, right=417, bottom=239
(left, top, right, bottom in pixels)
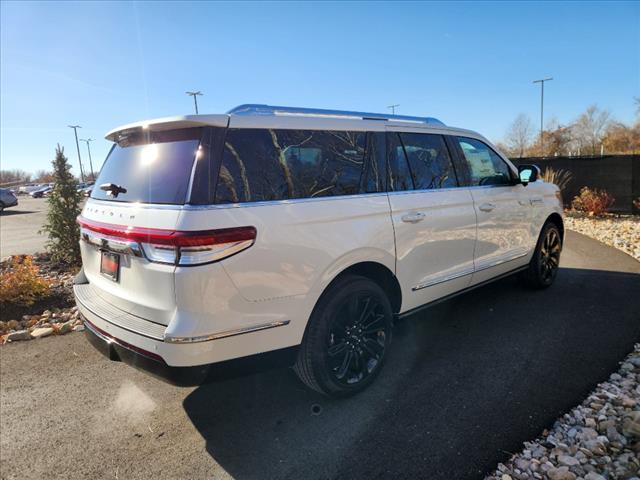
left=100, top=183, right=127, bottom=198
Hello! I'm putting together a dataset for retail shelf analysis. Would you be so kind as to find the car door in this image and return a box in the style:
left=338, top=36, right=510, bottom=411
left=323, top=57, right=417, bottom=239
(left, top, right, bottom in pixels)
left=449, top=136, right=535, bottom=285
left=386, top=129, right=477, bottom=312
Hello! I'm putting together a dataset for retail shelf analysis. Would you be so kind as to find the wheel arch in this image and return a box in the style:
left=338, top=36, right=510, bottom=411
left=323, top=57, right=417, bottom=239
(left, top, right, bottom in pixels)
left=545, top=212, right=565, bottom=242
left=323, top=261, right=402, bottom=314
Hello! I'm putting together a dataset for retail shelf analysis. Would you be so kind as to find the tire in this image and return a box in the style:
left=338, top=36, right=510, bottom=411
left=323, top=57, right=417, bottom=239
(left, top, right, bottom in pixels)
left=294, top=275, right=393, bottom=397
left=522, top=222, right=563, bottom=289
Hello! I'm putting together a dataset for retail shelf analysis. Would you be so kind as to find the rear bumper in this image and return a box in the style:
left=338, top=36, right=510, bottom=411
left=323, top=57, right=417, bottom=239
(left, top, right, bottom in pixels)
left=84, top=319, right=209, bottom=386
left=84, top=318, right=298, bottom=386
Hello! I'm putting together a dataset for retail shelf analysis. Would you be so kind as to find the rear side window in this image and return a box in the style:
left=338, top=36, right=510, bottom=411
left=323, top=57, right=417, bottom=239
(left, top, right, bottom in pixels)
left=388, top=132, right=457, bottom=191
left=215, top=129, right=366, bottom=203
left=91, top=128, right=202, bottom=204
left=455, top=137, right=513, bottom=186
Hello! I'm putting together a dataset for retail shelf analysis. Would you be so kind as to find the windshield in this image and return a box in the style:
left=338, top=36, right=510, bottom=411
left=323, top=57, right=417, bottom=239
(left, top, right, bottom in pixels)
left=91, top=128, right=203, bottom=204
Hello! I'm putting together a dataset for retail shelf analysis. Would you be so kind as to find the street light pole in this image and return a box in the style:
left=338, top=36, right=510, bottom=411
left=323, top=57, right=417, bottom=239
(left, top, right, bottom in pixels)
left=80, top=138, right=95, bottom=181
left=387, top=104, right=400, bottom=115
left=68, top=125, right=85, bottom=182
left=186, top=91, right=203, bottom=114
left=533, top=77, right=553, bottom=157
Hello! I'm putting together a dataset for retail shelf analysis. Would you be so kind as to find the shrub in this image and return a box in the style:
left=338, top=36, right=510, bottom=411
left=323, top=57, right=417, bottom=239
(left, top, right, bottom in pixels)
left=40, top=145, right=83, bottom=265
left=540, top=167, right=573, bottom=194
left=571, top=187, right=615, bottom=216
left=0, top=256, right=52, bottom=307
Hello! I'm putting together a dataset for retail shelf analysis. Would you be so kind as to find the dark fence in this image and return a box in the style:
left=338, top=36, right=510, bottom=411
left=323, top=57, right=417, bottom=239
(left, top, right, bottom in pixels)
left=511, top=155, right=640, bottom=214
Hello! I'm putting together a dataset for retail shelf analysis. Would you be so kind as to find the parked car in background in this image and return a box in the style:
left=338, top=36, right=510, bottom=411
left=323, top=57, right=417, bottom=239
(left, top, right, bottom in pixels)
left=18, top=184, right=44, bottom=195
left=0, top=188, right=18, bottom=211
left=30, top=184, right=53, bottom=198
left=76, top=104, right=564, bottom=397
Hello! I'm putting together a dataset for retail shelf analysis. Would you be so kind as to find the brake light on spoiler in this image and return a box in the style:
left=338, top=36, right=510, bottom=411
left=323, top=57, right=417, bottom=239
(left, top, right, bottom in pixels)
left=77, top=216, right=256, bottom=266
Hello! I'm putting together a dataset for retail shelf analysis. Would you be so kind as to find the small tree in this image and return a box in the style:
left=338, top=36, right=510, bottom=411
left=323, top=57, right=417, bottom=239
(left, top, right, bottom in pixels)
left=41, top=145, right=83, bottom=265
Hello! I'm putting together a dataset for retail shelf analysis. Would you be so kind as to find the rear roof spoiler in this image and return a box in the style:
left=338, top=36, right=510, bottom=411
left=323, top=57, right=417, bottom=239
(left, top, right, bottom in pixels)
left=105, top=114, right=229, bottom=142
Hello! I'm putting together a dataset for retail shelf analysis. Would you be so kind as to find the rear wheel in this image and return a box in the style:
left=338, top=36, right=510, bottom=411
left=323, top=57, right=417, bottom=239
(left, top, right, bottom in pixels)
left=522, top=222, right=562, bottom=289
left=294, top=275, right=393, bottom=397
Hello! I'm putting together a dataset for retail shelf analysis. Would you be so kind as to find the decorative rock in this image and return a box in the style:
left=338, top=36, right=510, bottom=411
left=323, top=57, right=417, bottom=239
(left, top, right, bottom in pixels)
left=547, top=466, right=576, bottom=480
left=6, top=330, right=31, bottom=341
left=514, top=458, right=530, bottom=471
left=30, top=327, right=54, bottom=339
left=72, top=324, right=85, bottom=332
left=584, top=473, right=606, bottom=480
left=622, top=411, right=640, bottom=438
left=558, top=455, right=580, bottom=467
left=57, top=321, right=73, bottom=335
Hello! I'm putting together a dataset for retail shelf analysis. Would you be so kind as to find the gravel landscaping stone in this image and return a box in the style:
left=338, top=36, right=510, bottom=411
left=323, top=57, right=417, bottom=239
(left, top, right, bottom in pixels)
left=0, top=304, right=82, bottom=344
left=30, top=327, right=54, bottom=339
left=486, top=344, right=640, bottom=480
left=1, top=253, right=83, bottom=344
left=564, top=214, right=640, bottom=261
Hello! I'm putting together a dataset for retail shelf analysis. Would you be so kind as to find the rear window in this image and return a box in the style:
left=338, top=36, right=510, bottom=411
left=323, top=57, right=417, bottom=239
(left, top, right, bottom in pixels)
left=215, top=129, right=366, bottom=203
left=91, top=128, right=203, bottom=204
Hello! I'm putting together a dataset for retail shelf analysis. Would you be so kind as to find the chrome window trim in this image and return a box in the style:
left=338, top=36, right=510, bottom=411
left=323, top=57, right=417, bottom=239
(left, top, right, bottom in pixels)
left=164, top=320, right=291, bottom=343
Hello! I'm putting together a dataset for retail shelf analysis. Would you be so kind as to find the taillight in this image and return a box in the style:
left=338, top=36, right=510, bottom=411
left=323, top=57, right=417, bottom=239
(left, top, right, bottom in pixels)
left=77, top=216, right=256, bottom=266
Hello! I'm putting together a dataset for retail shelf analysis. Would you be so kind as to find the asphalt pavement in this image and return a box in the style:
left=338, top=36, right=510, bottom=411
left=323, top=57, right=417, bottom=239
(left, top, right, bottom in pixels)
left=0, top=197, right=51, bottom=257
left=1, top=231, right=639, bottom=479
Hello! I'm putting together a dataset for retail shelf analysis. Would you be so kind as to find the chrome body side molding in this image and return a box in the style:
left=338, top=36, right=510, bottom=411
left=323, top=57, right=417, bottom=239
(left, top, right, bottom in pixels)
left=164, top=320, right=291, bottom=344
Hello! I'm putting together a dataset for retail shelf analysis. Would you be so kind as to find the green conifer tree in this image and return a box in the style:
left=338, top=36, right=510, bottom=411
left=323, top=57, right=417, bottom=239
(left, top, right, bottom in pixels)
left=41, top=145, right=82, bottom=265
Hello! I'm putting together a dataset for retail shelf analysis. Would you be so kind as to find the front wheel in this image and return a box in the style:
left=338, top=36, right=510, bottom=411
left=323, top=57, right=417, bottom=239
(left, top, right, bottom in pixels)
left=294, top=275, right=393, bottom=397
left=522, top=222, right=562, bottom=289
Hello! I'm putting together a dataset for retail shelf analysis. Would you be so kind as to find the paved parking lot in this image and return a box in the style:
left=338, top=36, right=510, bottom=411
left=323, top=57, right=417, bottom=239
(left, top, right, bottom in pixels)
left=1, top=231, right=639, bottom=480
left=0, top=197, right=51, bottom=257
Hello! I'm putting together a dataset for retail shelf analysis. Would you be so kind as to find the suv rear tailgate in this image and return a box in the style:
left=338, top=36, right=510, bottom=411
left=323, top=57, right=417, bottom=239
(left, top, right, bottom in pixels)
left=79, top=199, right=180, bottom=326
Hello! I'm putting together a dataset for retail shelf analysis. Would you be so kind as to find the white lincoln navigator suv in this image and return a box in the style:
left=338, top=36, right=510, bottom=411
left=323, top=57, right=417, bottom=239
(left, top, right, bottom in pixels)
left=75, top=104, right=564, bottom=396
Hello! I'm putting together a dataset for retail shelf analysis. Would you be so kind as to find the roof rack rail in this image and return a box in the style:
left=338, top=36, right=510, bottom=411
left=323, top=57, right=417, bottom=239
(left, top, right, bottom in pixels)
left=227, top=104, right=445, bottom=126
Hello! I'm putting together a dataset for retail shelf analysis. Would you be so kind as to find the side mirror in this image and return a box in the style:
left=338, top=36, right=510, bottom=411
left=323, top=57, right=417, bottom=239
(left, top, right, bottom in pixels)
left=518, top=164, right=540, bottom=186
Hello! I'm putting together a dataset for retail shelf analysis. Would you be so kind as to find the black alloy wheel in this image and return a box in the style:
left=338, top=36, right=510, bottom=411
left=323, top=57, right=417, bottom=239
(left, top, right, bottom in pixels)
left=539, top=226, right=562, bottom=283
left=294, top=275, right=393, bottom=397
left=326, top=293, right=388, bottom=386
left=523, top=222, right=563, bottom=289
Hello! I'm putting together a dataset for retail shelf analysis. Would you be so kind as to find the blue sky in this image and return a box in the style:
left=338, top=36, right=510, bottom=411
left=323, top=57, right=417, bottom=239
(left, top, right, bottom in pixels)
left=1, top=1, right=638, bottom=176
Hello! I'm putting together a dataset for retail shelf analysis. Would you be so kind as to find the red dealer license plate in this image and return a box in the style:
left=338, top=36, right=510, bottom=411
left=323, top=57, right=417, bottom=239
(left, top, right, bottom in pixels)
left=100, top=251, right=120, bottom=282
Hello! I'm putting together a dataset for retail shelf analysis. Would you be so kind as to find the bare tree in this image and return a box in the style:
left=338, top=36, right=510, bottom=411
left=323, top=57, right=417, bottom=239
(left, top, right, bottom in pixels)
left=572, top=105, right=611, bottom=155
left=504, top=114, right=535, bottom=158
left=33, top=170, right=55, bottom=183
left=0, top=169, right=32, bottom=185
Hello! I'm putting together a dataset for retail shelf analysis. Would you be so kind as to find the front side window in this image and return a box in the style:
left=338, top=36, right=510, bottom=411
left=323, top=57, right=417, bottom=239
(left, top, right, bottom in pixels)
left=91, top=128, right=203, bottom=204
left=215, top=129, right=366, bottom=203
left=456, top=137, right=514, bottom=186
left=388, top=132, right=457, bottom=191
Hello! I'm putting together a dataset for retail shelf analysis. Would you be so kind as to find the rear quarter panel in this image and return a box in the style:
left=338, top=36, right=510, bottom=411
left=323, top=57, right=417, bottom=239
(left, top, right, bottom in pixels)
left=175, top=194, right=396, bottom=343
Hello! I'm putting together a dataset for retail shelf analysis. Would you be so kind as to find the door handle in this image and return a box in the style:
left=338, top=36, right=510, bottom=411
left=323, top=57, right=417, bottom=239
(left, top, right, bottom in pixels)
left=478, top=203, right=496, bottom=212
left=401, top=212, right=426, bottom=223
